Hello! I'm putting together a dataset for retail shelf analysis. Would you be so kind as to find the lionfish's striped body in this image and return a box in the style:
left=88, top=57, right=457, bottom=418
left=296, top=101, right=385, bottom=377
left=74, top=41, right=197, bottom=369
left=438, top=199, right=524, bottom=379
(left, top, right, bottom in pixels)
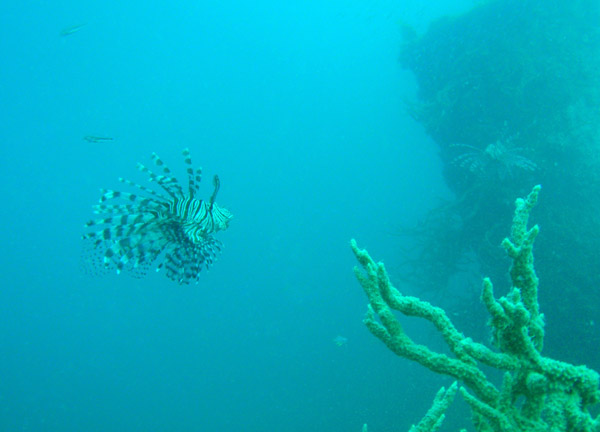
left=82, top=149, right=232, bottom=284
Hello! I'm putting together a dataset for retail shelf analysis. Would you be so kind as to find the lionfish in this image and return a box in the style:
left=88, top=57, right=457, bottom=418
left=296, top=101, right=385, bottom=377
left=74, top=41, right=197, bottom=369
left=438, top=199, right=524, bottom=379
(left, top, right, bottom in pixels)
left=82, top=149, right=233, bottom=285
left=451, top=139, right=537, bottom=180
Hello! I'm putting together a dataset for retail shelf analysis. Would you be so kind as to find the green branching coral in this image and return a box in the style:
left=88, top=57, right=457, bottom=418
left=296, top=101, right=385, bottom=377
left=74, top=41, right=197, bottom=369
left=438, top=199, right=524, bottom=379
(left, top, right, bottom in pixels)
left=351, top=186, right=600, bottom=432
left=410, top=382, right=458, bottom=432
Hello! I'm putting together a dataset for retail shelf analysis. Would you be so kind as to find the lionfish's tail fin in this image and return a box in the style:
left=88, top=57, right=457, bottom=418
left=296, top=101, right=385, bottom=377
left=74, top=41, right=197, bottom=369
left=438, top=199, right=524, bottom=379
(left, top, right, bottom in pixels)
left=182, top=148, right=202, bottom=198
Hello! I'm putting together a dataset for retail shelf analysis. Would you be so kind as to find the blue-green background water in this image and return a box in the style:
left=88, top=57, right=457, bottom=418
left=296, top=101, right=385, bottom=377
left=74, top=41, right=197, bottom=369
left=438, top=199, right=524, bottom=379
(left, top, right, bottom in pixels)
left=0, top=1, right=531, bottom=431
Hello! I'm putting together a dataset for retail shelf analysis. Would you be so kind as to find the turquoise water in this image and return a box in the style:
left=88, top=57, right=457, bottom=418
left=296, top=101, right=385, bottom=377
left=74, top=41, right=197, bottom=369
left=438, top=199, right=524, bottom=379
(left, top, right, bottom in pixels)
left=0, top=1, right=578, bottom=431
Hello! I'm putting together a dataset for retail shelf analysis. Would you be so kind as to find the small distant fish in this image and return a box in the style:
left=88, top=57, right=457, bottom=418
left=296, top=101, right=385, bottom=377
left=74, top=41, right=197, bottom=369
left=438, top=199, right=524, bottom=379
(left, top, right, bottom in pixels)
left=60, top=23, right=87, bottom=37
left=333, top=335, right=348, bottom=347
left=84, top=135, right=114, bottom=143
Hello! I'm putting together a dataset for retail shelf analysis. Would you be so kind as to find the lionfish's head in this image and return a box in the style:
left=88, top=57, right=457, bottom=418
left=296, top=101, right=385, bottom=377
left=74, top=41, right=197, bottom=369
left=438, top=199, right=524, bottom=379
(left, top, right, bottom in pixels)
left=211, top=204, right=233, bottom=232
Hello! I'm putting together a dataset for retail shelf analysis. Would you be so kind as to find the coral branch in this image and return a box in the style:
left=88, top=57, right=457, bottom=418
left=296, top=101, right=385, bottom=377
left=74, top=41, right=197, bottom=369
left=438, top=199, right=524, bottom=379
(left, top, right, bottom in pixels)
left=352, top=186, right=600, bottom=432
left=410, top=382, right=458, bottom=432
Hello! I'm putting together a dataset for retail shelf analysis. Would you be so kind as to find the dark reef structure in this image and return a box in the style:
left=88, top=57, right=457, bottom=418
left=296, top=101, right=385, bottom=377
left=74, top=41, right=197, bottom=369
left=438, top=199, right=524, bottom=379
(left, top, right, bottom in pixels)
left=398, top=0, right=600, bottom=368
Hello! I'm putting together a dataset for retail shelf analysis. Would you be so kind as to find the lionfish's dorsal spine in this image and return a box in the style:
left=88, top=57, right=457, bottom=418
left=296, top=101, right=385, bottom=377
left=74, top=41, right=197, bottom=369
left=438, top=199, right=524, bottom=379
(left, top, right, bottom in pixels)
left=151, top=152, right=185, bottom=198
left=137, top=163, right=179, bottom=199
left=208, top=175, right=220, bottom=210
left=118, top=177, right=170, bottom=203
left=182, top=148, right=202, bottom=198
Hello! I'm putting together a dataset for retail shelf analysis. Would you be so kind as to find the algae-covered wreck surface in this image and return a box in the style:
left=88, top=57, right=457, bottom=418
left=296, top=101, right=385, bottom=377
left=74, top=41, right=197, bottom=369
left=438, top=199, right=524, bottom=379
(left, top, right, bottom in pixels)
left=397, top=0, right=600, bottom=368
